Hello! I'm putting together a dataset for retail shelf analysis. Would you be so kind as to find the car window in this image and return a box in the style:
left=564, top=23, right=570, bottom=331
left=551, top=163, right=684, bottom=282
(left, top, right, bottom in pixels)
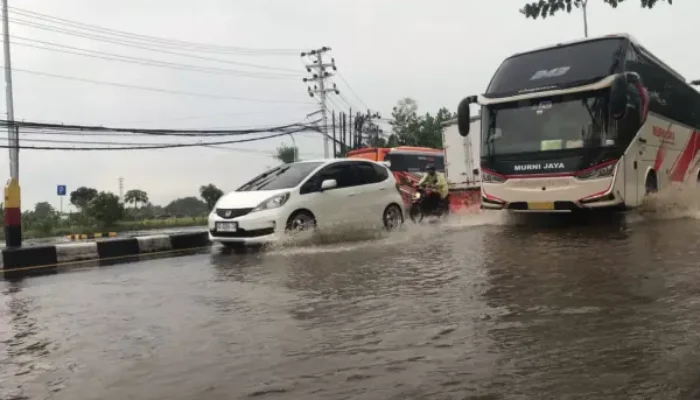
left=354, top=162, right=387, bottom=184
left=371, top=163, right=389, bottom=181
left=318, top=163, right=358, bottom=187
left=300, top=162, right=359, bottom=194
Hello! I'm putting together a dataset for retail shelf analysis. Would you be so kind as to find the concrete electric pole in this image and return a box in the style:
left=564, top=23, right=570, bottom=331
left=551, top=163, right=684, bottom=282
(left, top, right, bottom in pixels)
left=301, top=47, right=339, bottom=158
left=2, top=0, right=21, bottom=247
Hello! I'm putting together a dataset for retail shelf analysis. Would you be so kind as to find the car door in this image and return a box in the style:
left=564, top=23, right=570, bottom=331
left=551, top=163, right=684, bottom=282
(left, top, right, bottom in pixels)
left=351, top=161, right=391, bottom=224
left=298, top=161, right=361, bottom=229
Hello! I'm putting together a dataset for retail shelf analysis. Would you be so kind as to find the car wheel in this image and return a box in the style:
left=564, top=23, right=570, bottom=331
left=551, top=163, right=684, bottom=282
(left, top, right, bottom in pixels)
left=285, top=210, right=317, bottom=233
left=383, top=204, right=404, bottom=230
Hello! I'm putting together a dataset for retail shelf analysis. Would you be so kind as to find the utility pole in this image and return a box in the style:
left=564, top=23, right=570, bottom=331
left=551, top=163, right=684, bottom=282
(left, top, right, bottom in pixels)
left=118, top=177, right=124, bottom=200
left=581, top=0, right=588, bottom=38
left=331, top=111, right=337, bottom=158
left=2, top=0, right=20, bottom=247
left=301, top=47, right=338, bottom=158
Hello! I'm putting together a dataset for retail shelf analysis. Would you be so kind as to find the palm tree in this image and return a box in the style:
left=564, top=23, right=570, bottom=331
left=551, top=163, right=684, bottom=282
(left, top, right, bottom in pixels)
left=124, top=189, right=149, bottom=208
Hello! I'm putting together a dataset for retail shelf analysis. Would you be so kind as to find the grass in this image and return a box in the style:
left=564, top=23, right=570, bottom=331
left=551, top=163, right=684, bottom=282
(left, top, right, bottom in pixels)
left=2, top=217, right=208, bottom=240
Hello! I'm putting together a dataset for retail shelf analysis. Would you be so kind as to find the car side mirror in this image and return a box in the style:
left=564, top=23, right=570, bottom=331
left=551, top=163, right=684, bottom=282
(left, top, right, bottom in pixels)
left=320, top=179, right=337, bottom=191
left=609, top=73, right=629, bottom=120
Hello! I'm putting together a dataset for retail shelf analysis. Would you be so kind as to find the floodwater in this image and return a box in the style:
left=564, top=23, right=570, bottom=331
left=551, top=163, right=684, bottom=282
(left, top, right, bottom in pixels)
left=2, top=188, right=700, bottom=399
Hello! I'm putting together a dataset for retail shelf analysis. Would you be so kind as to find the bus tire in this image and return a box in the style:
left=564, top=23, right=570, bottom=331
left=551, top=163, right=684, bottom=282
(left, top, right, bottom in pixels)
left=645, top=171, right=658, bottom=195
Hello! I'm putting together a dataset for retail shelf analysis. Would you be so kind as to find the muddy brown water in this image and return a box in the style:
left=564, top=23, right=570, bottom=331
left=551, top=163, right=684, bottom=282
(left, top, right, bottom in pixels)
left=2, top=200, right=700, bottom=399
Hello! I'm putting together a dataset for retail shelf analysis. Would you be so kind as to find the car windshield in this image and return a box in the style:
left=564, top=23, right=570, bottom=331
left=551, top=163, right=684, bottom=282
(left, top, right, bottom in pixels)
left=482, top=91, right=611, bottom=156
left=237, top=162, right=323, bottom=191
left=386, top=153, right=444, bottom=173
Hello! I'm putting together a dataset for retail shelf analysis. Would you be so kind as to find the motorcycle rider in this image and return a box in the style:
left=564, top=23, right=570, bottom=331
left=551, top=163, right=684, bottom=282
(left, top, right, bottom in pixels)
left=417, top=163, right=449, bottom=214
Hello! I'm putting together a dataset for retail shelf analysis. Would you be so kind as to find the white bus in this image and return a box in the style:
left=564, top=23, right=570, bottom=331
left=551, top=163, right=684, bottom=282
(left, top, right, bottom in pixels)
left=457, top=33, right=700, bottom=213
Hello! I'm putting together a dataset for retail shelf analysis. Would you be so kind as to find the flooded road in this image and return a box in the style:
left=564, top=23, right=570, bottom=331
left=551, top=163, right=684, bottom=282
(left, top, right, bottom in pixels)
left=2, top=204, right=700, bottom=399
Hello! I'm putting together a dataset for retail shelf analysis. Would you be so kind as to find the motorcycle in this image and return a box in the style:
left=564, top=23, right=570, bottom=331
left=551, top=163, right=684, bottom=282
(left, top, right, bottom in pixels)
left=409, top=186, right=450, bottom=223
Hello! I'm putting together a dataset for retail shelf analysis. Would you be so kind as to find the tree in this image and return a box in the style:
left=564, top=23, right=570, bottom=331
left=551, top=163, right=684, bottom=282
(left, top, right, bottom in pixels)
left=274, top=144, right=298, bottom=164
left=521, top=0, right=671, bottom=19
left=385, top=98, right=454, bottom=148
left=87, top=192, right=124, bottom=227
left=165, top=197, right=209, bottom=217
left=388, top=98, right=421, bottom=145
left=124, top=189, right=149, bottom=208
left=200, top=184, right=224, bottom=210
left=69, top=186, right=98, bottom=210
left=34, top=202, right=56, bottom=220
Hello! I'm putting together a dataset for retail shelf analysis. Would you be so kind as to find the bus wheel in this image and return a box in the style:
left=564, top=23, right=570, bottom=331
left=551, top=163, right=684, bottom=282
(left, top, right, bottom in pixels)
left=645, top=171, right=658, bottom=195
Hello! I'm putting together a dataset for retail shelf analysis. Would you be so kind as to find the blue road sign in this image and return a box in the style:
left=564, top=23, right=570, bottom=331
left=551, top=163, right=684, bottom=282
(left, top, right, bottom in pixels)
left=57, top=185, right=67, bottom=196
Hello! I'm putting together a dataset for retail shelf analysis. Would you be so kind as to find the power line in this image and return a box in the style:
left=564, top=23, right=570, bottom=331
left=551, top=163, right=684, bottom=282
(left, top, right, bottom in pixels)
left=8, top=36, right=301, bottom=80
left=6, top=17, right=303, bottom=74
left=2, top=118, right=322, bottom=136
left=335, top=70, right=370, bottom=110
left=3, top=66, right=314, bottom=104
left=7, top=6, right=302, bottom=56
left=0, top=127, right=319, bottom=150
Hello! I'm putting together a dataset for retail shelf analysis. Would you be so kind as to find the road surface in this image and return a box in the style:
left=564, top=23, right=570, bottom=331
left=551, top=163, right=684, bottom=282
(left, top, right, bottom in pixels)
left=2, top=209, right=700, bottom=399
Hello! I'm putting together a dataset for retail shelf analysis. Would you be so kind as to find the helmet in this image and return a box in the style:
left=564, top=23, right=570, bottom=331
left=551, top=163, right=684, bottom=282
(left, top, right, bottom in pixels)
left=425, top=163, right=436, bottom=172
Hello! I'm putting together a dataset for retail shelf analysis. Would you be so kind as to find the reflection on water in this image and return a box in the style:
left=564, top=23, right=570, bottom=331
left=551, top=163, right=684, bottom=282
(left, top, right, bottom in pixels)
left=1, top=196, right=700, bottom=399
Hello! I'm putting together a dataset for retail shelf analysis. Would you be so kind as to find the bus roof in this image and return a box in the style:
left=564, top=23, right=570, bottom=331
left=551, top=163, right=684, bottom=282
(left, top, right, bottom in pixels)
left=508, top=33, right=685, bottom=83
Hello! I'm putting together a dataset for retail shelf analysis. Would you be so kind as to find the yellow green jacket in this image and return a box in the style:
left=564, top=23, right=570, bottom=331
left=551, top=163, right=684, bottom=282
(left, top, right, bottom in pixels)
left=418, top=172, right=449, bottom=199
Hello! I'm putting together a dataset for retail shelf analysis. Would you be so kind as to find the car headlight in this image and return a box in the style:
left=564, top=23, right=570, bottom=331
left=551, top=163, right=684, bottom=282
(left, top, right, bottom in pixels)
left=576, top=161, right=617, bottom=180
left=252, top=192, right=290, bottom=212
left=482, top=169, right=506, bottom=183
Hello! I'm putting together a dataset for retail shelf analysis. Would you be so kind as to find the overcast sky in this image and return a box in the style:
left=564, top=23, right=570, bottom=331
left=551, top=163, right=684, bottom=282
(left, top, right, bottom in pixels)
left=0, top=0, right=695, bottom=211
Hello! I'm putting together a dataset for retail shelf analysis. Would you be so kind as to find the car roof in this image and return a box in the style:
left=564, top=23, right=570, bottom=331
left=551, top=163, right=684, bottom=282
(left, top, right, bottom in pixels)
left=293, top=158, right=383, bottom=166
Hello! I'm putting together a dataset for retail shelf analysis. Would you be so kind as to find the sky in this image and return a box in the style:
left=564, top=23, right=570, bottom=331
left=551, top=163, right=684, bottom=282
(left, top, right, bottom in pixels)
left=0, top=0, right=696, bottom=211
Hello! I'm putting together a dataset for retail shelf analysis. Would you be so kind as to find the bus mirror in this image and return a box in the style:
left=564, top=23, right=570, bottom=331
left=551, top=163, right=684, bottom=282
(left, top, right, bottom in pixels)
left=457, top=97, right=472, bottom=137
left=610, top=74, right=628, bottom=120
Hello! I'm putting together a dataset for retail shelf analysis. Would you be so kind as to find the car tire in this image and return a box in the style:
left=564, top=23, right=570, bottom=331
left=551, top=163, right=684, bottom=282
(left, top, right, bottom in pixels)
left=285, top=210, right=317, bottom=233
left=383, top=204, right=404, bottom=231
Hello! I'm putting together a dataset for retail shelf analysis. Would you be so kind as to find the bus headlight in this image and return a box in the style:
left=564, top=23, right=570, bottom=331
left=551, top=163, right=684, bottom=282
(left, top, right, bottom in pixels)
left=482, top=169, right=506, bottom=183
left=576, top=161, right=617, bottom=180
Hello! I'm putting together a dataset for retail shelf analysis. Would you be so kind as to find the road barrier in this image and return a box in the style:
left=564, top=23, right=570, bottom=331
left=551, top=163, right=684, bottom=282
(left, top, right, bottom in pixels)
left=1, top=231, right=211, bottom=279
left=65, top=232, right=118, bottom=240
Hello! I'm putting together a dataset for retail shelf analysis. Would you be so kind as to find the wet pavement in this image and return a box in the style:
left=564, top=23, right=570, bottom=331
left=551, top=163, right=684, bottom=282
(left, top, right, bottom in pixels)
left=2, top=201, right=700, bottom=399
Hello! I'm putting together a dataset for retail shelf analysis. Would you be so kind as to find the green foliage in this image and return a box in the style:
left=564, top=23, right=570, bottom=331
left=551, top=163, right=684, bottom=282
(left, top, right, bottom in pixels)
left=200, top=184, right=224, bottom=210
left=164, top=196, right=209, bottom=217
left=384, top=98, right=455, bottom=148
left=274, top=144, right=298, bottom=163
left=69, top=186, right=98, bottom=210
left=87, top=192, right=125, bottom=227
left=124, top=189, right=149, bottom=208
left=521, top=0, right=671, bottom=19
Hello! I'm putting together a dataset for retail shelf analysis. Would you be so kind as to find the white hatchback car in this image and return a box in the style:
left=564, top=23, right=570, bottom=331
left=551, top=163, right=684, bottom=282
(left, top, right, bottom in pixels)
left=208, top=158, right=405, bottom=249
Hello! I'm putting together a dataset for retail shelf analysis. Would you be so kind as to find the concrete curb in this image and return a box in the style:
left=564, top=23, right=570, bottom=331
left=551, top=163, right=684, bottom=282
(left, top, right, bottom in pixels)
left=1, top=231, right=210, bottom=279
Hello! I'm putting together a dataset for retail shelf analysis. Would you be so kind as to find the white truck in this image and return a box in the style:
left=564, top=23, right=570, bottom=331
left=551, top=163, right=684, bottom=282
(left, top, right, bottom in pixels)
left=442, top=114, right=481, bottom=190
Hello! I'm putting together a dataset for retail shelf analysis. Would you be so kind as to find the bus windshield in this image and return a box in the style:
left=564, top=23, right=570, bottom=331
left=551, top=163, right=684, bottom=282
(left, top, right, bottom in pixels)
left=482, top=91, right=611, bottom=156
left=386, top=152, right=445, bottom=173
left=486, top=38, right=625, bottom=96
